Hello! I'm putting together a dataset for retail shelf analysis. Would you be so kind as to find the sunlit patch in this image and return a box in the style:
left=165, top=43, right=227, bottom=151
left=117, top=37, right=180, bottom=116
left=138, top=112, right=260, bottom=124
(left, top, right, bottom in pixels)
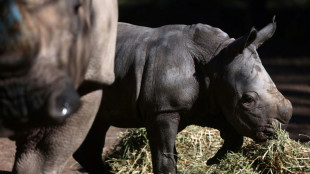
left=61, top=107, right=68, bottom=116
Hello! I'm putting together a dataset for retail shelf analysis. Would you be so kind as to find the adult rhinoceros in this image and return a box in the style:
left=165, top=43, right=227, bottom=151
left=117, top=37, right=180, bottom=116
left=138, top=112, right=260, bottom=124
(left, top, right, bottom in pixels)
left=0, top=0, right=116, bottom=134
left=0, top=0, right=118, bottom=173
left=74, top=18, right=292, bottom=174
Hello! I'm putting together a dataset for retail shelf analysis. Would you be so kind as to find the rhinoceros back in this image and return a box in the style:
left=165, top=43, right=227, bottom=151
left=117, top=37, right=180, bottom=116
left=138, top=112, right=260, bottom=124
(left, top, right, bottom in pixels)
left=103, top=23, right=230, bottom=127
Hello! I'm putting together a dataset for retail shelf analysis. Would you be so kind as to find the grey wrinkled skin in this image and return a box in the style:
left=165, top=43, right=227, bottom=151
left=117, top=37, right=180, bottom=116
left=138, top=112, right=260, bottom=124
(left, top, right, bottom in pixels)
left=13, top=90, right=102, bottom=174
left=0, top=0, right=118, bottom=173
left=74, top=19, right=292, bottom=174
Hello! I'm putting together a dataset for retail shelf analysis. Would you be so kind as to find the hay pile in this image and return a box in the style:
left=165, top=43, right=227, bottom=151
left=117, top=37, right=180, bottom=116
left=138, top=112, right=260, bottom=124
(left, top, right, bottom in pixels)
left=104, top=126, right=310, bottom=174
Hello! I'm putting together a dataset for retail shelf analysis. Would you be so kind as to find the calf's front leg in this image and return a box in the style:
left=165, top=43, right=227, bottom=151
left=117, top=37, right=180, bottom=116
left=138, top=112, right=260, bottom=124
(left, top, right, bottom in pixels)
left=146, top=113, right=180, bottom=174
left=206, top=121, right=243, bottom=165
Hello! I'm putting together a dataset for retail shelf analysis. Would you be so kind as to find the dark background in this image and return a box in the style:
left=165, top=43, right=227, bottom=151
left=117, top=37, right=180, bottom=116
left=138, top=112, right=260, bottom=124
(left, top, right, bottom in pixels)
left=118, top=0, right=310, bottom=57
left=118, top=0, right=310, bottom=141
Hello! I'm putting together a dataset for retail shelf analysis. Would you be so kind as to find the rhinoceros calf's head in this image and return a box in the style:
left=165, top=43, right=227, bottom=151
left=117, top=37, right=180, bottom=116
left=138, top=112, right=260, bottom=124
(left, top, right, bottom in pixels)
left=211, top=18, right=292, bottom=142
left=0, top=0, right=93, bottom=133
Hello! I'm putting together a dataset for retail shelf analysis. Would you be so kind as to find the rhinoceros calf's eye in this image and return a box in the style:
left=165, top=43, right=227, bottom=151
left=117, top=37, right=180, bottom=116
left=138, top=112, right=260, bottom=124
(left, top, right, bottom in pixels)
left=240, top=94, right=256, bottom=109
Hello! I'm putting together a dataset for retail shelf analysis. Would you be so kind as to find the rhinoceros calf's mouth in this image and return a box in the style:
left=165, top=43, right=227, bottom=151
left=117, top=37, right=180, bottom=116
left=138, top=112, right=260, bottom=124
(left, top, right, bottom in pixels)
left=253, top=126, right=277, bottom=143
left=255, top=131, right=276, bottom=142
left=255, top=132, right=268, bottom=142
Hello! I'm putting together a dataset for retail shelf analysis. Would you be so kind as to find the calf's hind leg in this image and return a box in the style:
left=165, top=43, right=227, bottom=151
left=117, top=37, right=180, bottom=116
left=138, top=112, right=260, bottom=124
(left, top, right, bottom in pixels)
left=73, top=107, right=111, bottom=174
left=146, top=113, right=180, bottom=174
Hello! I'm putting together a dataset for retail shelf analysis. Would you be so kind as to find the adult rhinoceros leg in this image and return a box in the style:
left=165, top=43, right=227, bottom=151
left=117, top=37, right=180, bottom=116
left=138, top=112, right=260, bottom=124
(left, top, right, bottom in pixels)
left=12, top=90, right=102, bottom=174
left=206, top=121, right=243, bottom=165
left=146, top=113, right=180, bottom=174
left=73, top=107, right=111, bottom=174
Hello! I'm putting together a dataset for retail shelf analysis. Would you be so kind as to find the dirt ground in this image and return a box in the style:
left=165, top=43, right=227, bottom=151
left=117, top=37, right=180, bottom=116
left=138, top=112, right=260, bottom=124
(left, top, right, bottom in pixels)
left=0, top=127, right=127, bottom=174
left=0, top=57, right=309, bottom=173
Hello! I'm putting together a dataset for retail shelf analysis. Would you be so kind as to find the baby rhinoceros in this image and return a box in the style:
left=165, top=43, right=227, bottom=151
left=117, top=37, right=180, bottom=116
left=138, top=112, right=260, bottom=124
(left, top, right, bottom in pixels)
left=75, top=18, right=292, bottom=174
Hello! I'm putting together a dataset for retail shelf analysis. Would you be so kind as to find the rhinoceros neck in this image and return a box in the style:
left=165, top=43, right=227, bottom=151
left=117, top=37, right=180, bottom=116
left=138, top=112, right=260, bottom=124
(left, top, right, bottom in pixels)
left=184, top=24, right=233, bottom=64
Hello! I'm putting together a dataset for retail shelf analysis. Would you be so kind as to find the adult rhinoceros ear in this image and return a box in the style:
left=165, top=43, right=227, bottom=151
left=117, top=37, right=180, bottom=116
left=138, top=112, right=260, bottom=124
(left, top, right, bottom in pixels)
left=84, top=0, right=118, bottom=85
left=252, top=16, right=276, bottom=48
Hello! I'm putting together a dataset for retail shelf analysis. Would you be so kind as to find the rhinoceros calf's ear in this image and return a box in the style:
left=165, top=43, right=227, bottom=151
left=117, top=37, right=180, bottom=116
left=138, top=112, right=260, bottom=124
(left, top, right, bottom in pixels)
left=253, top=16, right=276, bottom=48
left=84, top=0, right=118, bottom=85
left=221, top=27, right=257, bottom=65
left=207, top=28, right=256, bottom=73
left=206, top=29, right=257, bottom=76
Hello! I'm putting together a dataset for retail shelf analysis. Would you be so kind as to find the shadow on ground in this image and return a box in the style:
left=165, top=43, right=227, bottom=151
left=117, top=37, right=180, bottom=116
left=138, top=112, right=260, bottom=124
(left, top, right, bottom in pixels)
left=0, top=171, right=10, bottom=174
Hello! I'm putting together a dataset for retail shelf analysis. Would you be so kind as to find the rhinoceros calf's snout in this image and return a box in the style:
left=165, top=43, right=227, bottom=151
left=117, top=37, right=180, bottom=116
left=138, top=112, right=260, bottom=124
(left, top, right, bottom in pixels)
left=276, top=98, right=293, bottom=125
left=254, top=97, right=292, bottom=143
